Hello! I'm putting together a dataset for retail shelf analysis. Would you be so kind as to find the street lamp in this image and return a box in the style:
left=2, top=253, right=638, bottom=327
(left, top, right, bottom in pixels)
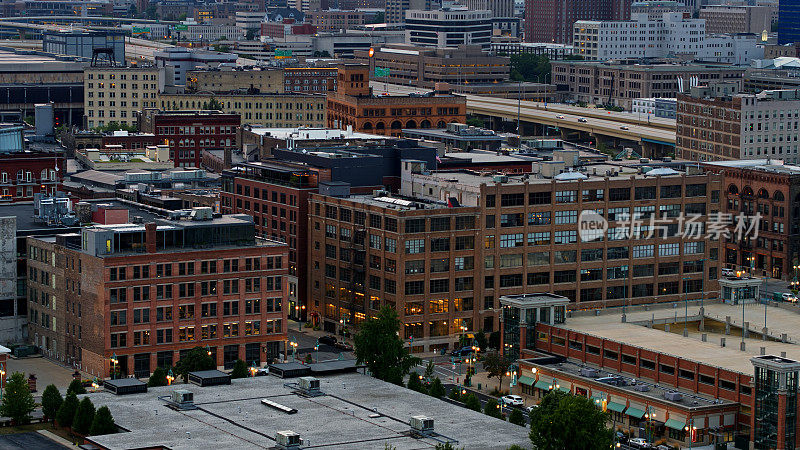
left=684, top=418, right=697, bottom=449
left=166, top=368, right=175, bottom=385
left=0, top=363, right=5, bottom=401
left=206, top=344, right=212, bottom=357
left=314, top=339, right=320, bottom=364
left=110, top=353, right=118, bottom=379
left=644, top=407, right=656, bottom=445
left=249, top=361, right=257, bottom=377
left=289, top=337, right=298, bottom=360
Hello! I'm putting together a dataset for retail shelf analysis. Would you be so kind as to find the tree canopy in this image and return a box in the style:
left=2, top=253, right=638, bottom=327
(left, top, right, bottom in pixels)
left=57, top=392, right=79, bottom=428
left=174, top=346, right=216, bottom=382
left=510, top=54, right=551, bottom=83
left=230, top=359, right=249, bottom=378
left=41, top=384, right=63, bottom=423
left=90, top=406, right=117, bottom=436
left=68, top=379, right=86, bottom=395
left=0, top=372, right=35, bottom=424
left=353, top=306, right=420, bottom=385
left=73, top=397, right=96, bottom=435
left=529, top=391, right=613, bottom=450
left=148, top=367, right=168, bottom=387
left=482, top=351, right=511, bottom=390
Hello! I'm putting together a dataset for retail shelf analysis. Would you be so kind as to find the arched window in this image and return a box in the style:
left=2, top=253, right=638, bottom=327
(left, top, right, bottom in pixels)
left=421, top=120, right=431, bottom=129
left=758, top=188, right=769, bottom=199
left=405, top=120, right=417, bottom=129
left=436, top=121, right=446, bottom=128
left=40, top=169, right=48, bottom=181
left=375, top=122, right=385, bottom=130
left=742, top=186, right=754, bottom=197
left=728, top=184, right=738, bottom=195
left=362, top=122, right=373, bottom=130
left=774, top=191, right=785, bottom=202
left=390, top=121, right=402, bottom=129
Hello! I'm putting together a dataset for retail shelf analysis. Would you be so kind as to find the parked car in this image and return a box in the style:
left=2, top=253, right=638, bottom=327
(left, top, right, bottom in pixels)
left=783, top=292, right=798, bottom=303
left=578, top=117, right=588, bottom=122
left=318, top=335, right=338, bottom=347
left=255, top=367, right=269, bottom=376
left=524, top=404, right=538, bottom=413
left=615, top=431, right=628, bottom=445
left=500, top=395, right=524, bottom=407
left=556, top=114, right=565, bottom=119
left=629, top=438, right=652, bottom=449
left=619, top=126, right=629, bottom=130
left=721, top=268, right=736, bottom=277
left=450, top=346, right=473, bottom=357
left=334, top=341, right=354, bottom=351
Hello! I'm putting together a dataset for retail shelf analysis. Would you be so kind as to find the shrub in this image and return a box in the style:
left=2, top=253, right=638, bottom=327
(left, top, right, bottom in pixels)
left=89, top=406, right=117, bottom=436
left=57, top=392, right=79, bottom=428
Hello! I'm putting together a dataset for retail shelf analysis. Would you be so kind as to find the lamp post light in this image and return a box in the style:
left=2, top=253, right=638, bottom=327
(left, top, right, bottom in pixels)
left=110, top=352, right=118, bottom=380
left=0, top=362, right=5, bottom=401
left=206, top=344, right=212, bottom=357
left=166, top=368, right=175, bottom=385
left=289, top=337, right=298, bottom=360
left=249, top=361, right=257, bottom=377
left=644, top=407, right=656, bottom=445
left=685, top=418, right=697, bottom=449
left=91, top=377, right=100, bottom=392
left=314, top=339, right=319, bottom=364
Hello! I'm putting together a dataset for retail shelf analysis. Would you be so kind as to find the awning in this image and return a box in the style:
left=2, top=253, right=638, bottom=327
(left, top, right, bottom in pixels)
left=534, top=380, right=551, bottom=390
left=607, top=402, right=627, bottom=413
left=665, top=418, right=686, bottom=430
left=518, top=376, right=534, bottom=386
left=558, top=386, right=570, bottom=393
left=626, top=407, right=645, bottom=419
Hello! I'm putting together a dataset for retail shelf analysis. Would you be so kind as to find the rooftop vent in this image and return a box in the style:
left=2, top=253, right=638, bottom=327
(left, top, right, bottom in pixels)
left=663, top=391, right=683, bottom=402
left=580, top=367, right=599, bottom=378
left=410, top=416, right=434, bottom=433
left=298, top=376, right=321, bottom=395
left=276, top=430, right=302, bottom=449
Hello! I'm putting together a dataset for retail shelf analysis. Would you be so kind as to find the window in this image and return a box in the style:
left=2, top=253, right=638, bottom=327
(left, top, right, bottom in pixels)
left=430, top=217, right=450, bottom=231
left=686, top=184, right=706, bottom=197
left=528, top=272, right=549, bottom=285
left=430, top=238, right=450, bottom=252
left=405, top=281, right=424, bottom=295
left=528, top=211, right=551, bottom=225
left=369, top=234, right=382, bottom=249
left=405, top=239, right=425, bottom=254
left=528, top=251, right=549, bottom=266
left=554, top=210, right=577, bottom=224
left=553, top=250, right=576, bottom=264
left=500, top=234, right=524, bottom=248
left=455, top=236, right=474, bottom=250
left=454, top=256, right=473, bottom=270
left=607, top=246, right=629, bottom=260
left=555, top=190, right=577, bottom=203
left=609, top=188, right=630, bottom=201
left=500, top=213, right=524, bottom=227
left=405, top=219, right=425, bottom=233
left=581, top=248, right=603, bottom=262
left=554, top=270, right=576, bottom=283
left=430, top=279, right=449, bottom=293
left=500, top=193, right=525, bottom=207
left=430, top=258, right=449, bottom=273
left=454, top=277, right=473, bottom=291
left=405, top=260, right=425, bottom=274
left=529, top=191, right=551, bottom=205
left=223, top=300, right=240, bottom=316
left=178, top=304, right=195, bottom=319
left=455, top=216, right=475, bottom=229
left=500, top=274, right=523, bottom=287
left=202, top=303, right=218, bottom=318
left=659, top=243, right=680, bottom=257
left=553, top=230, right=577, bottom=244
left=634, top=186, right=656, bottom=200
left=499, top=253, right=523, bottom=268
left=661, top=185, right=681, bottom=198
left=632, top=245, right=654, bottom=258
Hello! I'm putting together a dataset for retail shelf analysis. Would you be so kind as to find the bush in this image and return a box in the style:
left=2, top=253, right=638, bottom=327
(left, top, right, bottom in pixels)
left=448, top=387, right=461, bottom=401
left=407, top=371, right=427, bottom=394
left=428, top=378, right=445, bottom=399
left=67, top=379, right=86, bottom=395
left=508, top=408, right=526, bottom=426
left=230, top=359, right=249, bottom=379
left=57, top=392, right=79, bottom=428
left=89, top=406, right=117, bottom=436
left=72, top=397, right=96, bottom=435
left=484, top=399, right=503, bottom=419
left=148, top=367, right=168, bottom=387
left=464, top=394, right=482, bottom=412
left=41, top=384, right=63, bottom=422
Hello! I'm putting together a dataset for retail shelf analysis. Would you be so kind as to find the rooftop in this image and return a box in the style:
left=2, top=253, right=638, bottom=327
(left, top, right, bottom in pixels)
left=85, top=372, right=529, bottom=450
left=553, top=60, right=745, bottom=72
left=247, top=127, right=389, bottom=141
left=334, top=194, right=457, bottom=211
left=703, top=158, right=800, bottom=174
left=558, top=300, right=800, bottom=375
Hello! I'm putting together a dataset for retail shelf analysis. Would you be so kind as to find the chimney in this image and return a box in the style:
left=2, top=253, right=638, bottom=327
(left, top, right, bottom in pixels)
left=145, top=222, right=157, bottom=253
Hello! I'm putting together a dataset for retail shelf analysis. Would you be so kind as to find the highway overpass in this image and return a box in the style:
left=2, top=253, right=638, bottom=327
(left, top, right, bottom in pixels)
left=373, top=82, right=677, bottom=156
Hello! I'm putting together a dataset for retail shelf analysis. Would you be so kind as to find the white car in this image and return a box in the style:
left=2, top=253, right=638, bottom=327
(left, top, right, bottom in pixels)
left=556, top=114, right=565, bottom=119
left=783, top=293, right=798, bottom=303
left=500, top=395, right=524, bottom=407
left=628, top=438, right=651, bottom=449
left=524, top=404, right=538, bottom=413
left=721, top=268, right=736, bottom=277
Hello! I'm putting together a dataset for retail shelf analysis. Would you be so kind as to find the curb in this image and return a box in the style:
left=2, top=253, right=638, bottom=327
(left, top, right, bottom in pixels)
left=37, top=429, right=76, bottom=447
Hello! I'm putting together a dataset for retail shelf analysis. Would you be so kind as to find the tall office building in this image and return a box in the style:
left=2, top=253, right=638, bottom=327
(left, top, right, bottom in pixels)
left=524, top=0, right=631, bottom=44
left=779, top=0, right=800, bottom=44
left=386, top=0, right=430, bottom=24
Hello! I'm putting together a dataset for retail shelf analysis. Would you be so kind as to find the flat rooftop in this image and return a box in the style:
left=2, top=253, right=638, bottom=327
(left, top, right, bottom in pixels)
left=336, top=194, right=455, bottom=211
left=85, top=372, right=529, bottom=450
left=703, top=159, right=800, bottom=174
left=560, top=301, right=800, bottom=375
left=248, top=127, right=388, bottom=141
left=527, top=357, right=736, bottom=409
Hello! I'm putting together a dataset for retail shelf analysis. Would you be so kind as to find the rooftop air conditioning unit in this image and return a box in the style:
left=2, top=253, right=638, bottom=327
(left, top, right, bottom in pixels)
left=580, top=367, right=599, bottom=378
left=172, top=390, right=194, bottom=405
left=664, top=391, right=683, bottom=402
left=299, top=376, right=320, bottom=393
left=276, top=430, right=302, bottom=449
left=634, top=384, right=651, bottom=392
left=410, top=416, right=434, bottom=432
left=492, top=174, right=509, bottom=183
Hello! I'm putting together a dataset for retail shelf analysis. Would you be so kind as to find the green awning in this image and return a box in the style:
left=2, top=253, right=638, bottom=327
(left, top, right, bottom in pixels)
left=665, top=418, right=686, bottom=430
left=607, top=402, right=627, bottom=413
left=558, top=386, right=570, bottom=393
left=534, top=380, right=551, bottom=390
left=518, top=376, right=534, bottom=386
left=626, top=407, right=645, bottom=419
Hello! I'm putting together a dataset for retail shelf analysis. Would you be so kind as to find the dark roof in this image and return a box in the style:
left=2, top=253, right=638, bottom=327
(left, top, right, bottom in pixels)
left=188, top=369, right=230, bottom=378
left=308, top=359, right=362, bottom=373
left=104, top=378, right=146, bottom=388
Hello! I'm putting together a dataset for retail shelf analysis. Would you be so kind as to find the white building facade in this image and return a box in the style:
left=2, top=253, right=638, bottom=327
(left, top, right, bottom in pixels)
left=405, top=8, right=493, bottom=49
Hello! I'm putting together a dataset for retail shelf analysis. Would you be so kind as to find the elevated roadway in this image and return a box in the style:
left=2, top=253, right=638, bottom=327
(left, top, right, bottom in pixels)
left=372, top=82, right=677, bottom=151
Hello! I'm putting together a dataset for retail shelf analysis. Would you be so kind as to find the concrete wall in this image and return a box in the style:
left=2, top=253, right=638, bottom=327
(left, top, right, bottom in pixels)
left=0, top=217, right=22, bottom=344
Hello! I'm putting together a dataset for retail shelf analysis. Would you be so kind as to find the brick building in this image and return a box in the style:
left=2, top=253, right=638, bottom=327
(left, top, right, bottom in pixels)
left=139, top=110, right=240, bottom=168
left=283, top=67, right=338, bottom=93
left=326, top=64, right=466, bottom=136
left=677, top=85, right=800, bottom=164
left=186, top=69, right=284, bottom=94
left=220, top=140, right=438, bottom=321
left=306, top=10, right=365, bottom=32
left=525, top=0, right=631, bottom=44
left=307, top=160, right=723, bottom=350
left=0, top=143, right=66, bottom=202
left=550, top=60, right=744, bottom=110
left=702, top=159, right=800, bottom=280
left=26, top=210, right=288, bottom=378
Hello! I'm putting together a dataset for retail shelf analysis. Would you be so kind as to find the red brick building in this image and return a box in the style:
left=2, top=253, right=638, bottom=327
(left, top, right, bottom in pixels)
left=0, top=148, right=66, bottom=203
left=139, top=110, right=240, bottom=168
left=260, top=20, right=316, bottom=39
left=101, top=132, right=158, bottom=151
left=283, top=67, right=338, bottom=93
left=27, top=212, right=288, bottom=378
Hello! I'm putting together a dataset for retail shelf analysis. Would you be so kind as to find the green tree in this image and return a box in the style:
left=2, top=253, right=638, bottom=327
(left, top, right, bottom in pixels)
left=72, top=397, right=96, bottom=435
left=484, top=398, right=503, bottom=419
left=508, top=408, right=526, bottom=426
left=148, top=367, right=168, bottom=387
left=245, top=28, right=258, bottom=40
left=435, top=443, right=463, bottom=450
left=463, top=393, right=482, bottom=412
left=0, top=372, right=35, bottom=425
left=474, top=330, right=488, bottom=352
left=466, top=116, right=485, bottom=128
left=354, top=306, right=420, bottom=385
left=57, top=392, right=79, bottom=428
left=231, top=359, right=249, bottom=378
left=529, top=391, right=613, bottom=450
left=428, top=377, right=445, bottom=399
left=507, top=445, right=526, bottom=450
left=448, top=386, right=461, bottom=401
left=213, top=44, right=230, bottom=53
left=424, top=360, right=435, bottom=381
left=174, top=346, right=216, bottom=382
left=68, top=379, right=87, bottom=395
left=41, top=384, right=63, bottom=423
left=510, top=54, right=551, bottom=83
left=488, top=331, right=500, bottom=349
left=483, top=351, right=509, bottom=390
left=89, top=406, right=117, bottom=436
left=406, top=371, right=427, bottom=394
left=206, top=97, right=224, bottom=111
